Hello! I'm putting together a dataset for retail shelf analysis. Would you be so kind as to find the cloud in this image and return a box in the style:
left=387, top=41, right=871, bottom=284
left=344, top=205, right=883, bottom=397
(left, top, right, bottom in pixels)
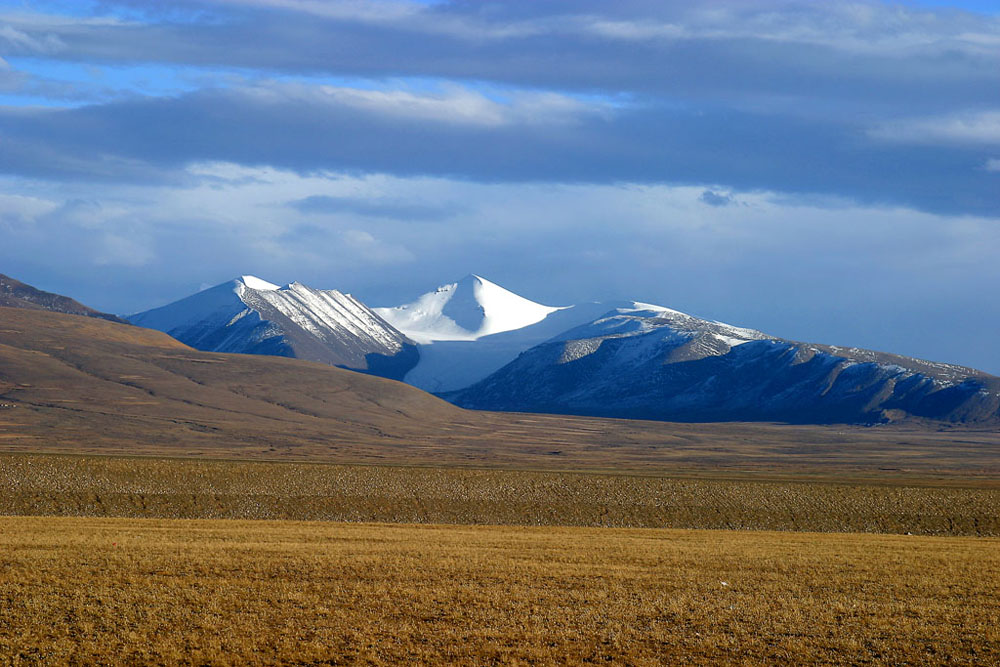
left=0, top=81, right=996, bottom=216
left=0, top=24, right=66, bottom=55
left=95, top=233, right=155, bottom=267
left=3, top=1, right=998, bottom=113
left=0, top=56, right=28, bottom=92
left=308, top=84, right=604, bottom=127
left=871, top=111, right=1000, bottom=146
left=699, top=190, right=734, bottom=207
left=290, top=195, right=462, bottom=221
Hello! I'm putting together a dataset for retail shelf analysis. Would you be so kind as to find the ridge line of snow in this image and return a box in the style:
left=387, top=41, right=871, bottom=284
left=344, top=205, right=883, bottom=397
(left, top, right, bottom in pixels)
left=240, top=275, right=280, bottom=291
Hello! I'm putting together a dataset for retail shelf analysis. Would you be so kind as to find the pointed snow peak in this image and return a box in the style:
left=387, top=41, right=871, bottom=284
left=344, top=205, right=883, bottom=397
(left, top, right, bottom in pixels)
left=458, top=273, right=487, bottom=286
left=238, top=275, right=280, bottom=291
left=374, top=275, right=566, bottom=344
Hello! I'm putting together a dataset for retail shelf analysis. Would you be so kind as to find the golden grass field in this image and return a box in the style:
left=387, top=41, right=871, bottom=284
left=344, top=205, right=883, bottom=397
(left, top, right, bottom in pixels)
left=3, top=309, right=999, bottom=664
left=2, top=517, right=997, bottom=665
left=2, top=453, right=998, bottom=535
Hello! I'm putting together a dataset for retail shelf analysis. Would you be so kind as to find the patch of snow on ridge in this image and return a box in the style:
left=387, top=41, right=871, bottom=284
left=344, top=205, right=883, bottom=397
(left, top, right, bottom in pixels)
left=625, top=301, right=687, bottom=317
left=559, top=338, right=603, bottom=364
left=240, top=275, right=279, bottom=291
left=375, top=274, right=565, bottom=344
left=713, top=334, right=752, bottom=348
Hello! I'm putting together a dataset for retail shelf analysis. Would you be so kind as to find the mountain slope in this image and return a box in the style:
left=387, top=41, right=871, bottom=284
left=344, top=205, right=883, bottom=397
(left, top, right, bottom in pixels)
left=448, top=303, right=1000, bottom=425
left=0, top=274, right=127, bottom=324
left=0, top=306, right=461, bottom=454
left=130, top=276, right=417, bottom=379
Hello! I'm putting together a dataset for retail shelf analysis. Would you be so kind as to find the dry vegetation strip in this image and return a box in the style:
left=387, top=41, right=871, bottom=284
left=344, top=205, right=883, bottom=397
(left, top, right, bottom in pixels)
left=2, top=454, right=998, bottom=535
left=1, top=517, right=997, bottom=665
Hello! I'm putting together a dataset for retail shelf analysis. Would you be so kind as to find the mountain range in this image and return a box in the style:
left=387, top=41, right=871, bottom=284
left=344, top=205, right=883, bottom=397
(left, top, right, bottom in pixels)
left=446, top=303, right=1000, bottom=425
left=9, top=300, right=998, bottom=477
left=34, top=271, right=991, bottom=427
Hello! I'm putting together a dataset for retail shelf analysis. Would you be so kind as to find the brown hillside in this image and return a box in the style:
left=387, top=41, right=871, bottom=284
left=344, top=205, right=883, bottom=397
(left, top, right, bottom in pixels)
left=1, top=307, right=998, bottom=478
left=0, top=274, right=128, bottom=323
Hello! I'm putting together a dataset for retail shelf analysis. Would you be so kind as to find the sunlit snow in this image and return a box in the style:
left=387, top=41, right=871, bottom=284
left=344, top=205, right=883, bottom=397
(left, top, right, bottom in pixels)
left=375, top=274, right=566, bottom=344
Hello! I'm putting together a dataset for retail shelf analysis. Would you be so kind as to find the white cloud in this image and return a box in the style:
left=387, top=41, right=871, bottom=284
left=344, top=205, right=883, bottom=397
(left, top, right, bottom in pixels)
left=206, top=0, right=423, bottom=22
left=202, top=1, right=1000, bottom=56
left=986, top=158, right=1000, bottom=172
left=0, top=24, right=65, bottom=54
left=96, top=233, right=154, bottom=267
left=0, top=193, right=59, bottom=224
left=275, top=83, right=611, bottom=127
left=870, top=111, right=1000, bottom=147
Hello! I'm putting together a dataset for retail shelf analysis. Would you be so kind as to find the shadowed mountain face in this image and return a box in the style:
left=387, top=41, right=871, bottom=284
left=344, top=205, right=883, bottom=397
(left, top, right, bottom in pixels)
left=0, top=274, right=127, bottom=324
left=447, top=305, right=1000, bottom=425
left=129, top=276, right=418, bottom=380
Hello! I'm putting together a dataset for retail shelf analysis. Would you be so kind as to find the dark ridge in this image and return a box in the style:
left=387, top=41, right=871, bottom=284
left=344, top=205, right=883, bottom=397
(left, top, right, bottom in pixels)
left=0, top=273, right=128, bottom=324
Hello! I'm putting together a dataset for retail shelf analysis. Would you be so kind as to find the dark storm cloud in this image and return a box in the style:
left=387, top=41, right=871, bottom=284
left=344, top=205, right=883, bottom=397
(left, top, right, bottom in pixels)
left=0, top=84, right=995, bottom=216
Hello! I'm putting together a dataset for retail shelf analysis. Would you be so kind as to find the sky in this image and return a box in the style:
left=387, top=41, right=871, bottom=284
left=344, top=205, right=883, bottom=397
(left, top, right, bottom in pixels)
left=1, top=0, right=999, bottom=373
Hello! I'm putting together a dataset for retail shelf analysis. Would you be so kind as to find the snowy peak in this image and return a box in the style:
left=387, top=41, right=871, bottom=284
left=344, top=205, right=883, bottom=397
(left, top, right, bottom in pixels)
left=129, top=276, right=418, bottom=379
left=374, top=274, right=565, bottom=344
left=238, top=275, right=279, bottom=291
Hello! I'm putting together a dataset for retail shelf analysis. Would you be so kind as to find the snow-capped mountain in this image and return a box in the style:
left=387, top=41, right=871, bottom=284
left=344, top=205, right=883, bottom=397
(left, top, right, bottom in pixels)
left=446, top=303, right=1000, bottom=425
left=374, top=274, right=565, bottom=344
left=374, top=274, right=615, bottom=391
left=125, top=273, right=1000, bottom=425
left=130, top=276, right=417, bottom=379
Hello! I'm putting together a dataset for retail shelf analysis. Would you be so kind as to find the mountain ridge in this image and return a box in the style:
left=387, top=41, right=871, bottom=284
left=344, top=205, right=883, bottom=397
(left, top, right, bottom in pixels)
left=0, top=273, right=128, bottom=324
left=447, top=303, right=1000, bottom=425
left=129, top=276, right=418, bottom=380
left=45, top=270, right=1000, bottom=426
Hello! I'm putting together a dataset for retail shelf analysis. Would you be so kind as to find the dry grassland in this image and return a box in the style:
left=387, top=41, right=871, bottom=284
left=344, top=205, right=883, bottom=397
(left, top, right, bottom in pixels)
left=1, top=517, right=997, bottom=665
left=2, top=454, right=998, bottom=536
